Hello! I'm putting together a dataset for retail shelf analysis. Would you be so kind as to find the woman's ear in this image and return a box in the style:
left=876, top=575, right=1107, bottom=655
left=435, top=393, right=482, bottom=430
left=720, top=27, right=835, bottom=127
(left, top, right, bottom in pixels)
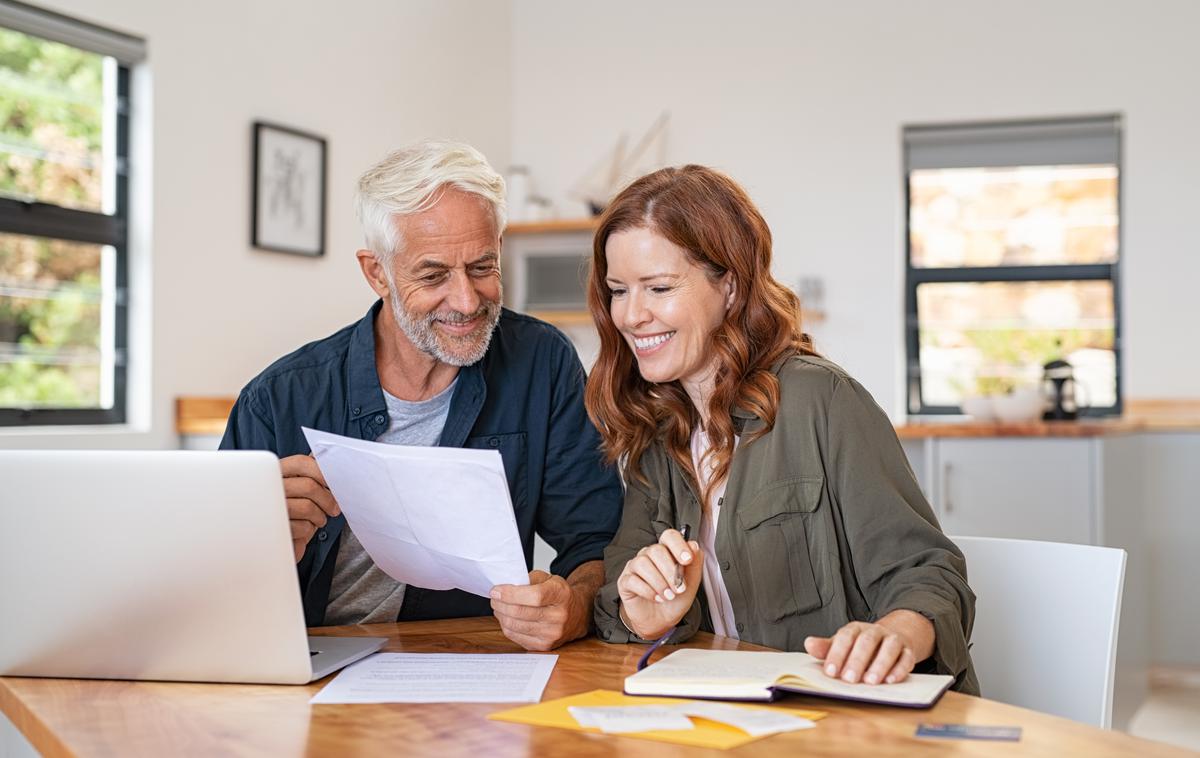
left=723, top=274, right=736, bottom=311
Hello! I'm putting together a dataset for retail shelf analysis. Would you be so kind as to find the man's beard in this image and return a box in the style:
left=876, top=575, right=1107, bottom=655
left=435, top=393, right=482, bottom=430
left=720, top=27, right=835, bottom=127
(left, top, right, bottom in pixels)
left=388, top=281, right=502, bottom=367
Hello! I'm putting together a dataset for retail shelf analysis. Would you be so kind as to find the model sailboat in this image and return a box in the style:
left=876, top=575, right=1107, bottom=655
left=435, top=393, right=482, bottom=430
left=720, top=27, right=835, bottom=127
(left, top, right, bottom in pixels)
left=569, top=112, right=670, bottom=216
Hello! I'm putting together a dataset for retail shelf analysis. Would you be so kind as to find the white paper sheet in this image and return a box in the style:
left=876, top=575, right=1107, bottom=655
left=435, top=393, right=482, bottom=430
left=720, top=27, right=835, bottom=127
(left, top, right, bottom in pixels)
left=567, top=702, right=817, bottom=736
left=674, top=701, right=816, bottom=737
left=569, top=705, right=695, bottom=733
left=310, top=653, right=558, bottom=704
left=302, top=427, right=529, bottom=597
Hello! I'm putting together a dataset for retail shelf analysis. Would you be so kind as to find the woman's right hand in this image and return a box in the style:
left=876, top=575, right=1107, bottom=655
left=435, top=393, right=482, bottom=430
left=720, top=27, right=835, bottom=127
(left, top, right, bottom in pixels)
left=617, top=529, right=704, bottom=639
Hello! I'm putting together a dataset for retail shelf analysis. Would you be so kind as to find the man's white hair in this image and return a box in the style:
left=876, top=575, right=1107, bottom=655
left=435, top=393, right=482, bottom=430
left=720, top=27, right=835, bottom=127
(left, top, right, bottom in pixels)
left=355, top=139, right=507, bottom=262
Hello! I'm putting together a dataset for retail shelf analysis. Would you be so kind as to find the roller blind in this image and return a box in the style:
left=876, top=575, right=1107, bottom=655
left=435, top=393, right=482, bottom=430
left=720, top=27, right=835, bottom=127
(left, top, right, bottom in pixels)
left=0, top=0, right=145, bottom=63
left=905, top=115, right=1120, bottom=170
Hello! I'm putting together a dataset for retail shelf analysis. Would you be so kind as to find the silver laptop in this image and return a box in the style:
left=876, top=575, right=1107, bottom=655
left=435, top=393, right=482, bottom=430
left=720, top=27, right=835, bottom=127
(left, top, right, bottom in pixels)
left=0, top=450, right=385, bottom=684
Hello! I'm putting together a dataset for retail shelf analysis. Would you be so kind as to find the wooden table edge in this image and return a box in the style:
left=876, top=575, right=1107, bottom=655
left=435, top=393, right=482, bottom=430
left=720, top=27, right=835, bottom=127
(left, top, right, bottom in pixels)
left=0, top=677, right=75, bottom=758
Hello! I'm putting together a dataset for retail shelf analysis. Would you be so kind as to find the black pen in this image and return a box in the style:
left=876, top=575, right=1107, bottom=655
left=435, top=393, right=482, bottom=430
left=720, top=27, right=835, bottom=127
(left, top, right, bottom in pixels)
left=673, top=524, right=691, bottom=591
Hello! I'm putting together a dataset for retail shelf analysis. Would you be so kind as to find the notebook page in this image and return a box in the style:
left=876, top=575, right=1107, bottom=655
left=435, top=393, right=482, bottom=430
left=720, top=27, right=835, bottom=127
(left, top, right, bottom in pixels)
left=626, top=649, right=952, bottom=706
left=771, top=656, right=953, bottom=706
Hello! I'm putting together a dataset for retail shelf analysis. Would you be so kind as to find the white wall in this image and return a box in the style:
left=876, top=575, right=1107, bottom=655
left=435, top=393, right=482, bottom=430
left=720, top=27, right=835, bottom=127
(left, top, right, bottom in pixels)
left=6, top=0, right=1192, bottom=440
left=0, top=0, right=512, bottom=449
left=510, top=0, right=1200, bottom=415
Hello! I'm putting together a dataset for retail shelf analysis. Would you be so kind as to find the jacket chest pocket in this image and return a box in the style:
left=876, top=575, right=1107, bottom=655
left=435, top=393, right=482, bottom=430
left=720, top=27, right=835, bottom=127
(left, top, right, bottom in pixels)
left=735, top=477, right=826, bottom=621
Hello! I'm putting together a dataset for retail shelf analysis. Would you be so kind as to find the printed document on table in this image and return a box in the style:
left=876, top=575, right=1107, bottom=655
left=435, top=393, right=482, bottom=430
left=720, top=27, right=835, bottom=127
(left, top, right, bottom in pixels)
left=310, top=653, right=558, bottom=704
left=302, top=427, right=529, bottom=597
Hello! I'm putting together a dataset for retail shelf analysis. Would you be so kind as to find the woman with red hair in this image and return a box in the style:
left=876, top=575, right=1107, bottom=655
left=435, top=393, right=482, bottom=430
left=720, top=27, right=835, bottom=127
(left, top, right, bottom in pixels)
left=587, top=165, right=978, bottom=693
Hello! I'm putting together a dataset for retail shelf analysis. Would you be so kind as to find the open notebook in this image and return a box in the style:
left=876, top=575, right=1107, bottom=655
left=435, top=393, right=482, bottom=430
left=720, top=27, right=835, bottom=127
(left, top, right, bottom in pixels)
left=625, top=649, right=954, bottom=708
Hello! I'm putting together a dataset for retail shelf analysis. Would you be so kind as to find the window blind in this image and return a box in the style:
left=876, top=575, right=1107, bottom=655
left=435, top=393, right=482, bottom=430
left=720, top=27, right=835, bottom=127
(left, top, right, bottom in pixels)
left=0, top=0, right=145, bottom=63
left=905, top=115, right=1120, bottom=170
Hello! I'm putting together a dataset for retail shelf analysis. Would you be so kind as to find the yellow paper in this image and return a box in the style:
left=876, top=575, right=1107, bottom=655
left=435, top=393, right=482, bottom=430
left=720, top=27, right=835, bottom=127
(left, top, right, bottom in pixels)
left=488, top=689, right=827, bottom=750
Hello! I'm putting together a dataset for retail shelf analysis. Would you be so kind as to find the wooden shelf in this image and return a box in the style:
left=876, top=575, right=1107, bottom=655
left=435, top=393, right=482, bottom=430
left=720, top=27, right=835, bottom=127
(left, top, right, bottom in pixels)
left=505, top=218, right=598, bottom=235
left=176, top=396, right=235, bottom=435
left=527, top=309, right=594, bottom=327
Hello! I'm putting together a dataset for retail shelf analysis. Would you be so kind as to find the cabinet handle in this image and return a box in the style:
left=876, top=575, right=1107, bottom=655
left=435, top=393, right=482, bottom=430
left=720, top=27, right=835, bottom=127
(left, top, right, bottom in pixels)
left=943, top=462, right=953, bottom=514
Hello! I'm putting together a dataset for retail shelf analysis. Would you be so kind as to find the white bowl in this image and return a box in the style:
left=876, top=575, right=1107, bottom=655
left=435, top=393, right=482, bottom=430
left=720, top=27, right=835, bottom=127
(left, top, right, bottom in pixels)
left=991, top=389, right=1044, bottom=423
left=960, top=395, right=996, bottom=421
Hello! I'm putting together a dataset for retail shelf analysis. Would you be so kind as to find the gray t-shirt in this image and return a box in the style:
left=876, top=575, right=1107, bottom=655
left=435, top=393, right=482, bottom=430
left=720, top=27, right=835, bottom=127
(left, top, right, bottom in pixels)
left=323, top=378, right=457, bottom=626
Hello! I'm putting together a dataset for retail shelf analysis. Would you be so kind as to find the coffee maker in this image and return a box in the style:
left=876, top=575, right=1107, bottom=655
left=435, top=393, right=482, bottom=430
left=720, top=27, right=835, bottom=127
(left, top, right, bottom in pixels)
left=1042, top=358, right=1079, bottom=420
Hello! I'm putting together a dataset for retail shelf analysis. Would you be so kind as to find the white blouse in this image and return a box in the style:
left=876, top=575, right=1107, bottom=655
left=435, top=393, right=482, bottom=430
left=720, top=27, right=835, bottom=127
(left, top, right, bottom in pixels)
left=691, top=427, right=740, bottom=640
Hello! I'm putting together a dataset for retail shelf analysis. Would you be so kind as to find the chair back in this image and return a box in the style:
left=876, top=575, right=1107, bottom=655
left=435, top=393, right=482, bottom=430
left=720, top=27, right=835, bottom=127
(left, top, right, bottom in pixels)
left=952, top=535, right=1126, bottom=728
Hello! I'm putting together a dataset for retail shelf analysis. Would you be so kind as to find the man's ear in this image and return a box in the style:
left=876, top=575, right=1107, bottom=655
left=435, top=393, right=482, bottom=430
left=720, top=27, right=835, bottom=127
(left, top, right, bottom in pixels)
left=357, top=250, right=390, bottom=298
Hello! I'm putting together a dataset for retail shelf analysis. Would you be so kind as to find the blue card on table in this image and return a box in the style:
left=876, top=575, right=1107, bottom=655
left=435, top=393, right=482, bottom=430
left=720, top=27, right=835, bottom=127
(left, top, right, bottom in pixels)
left=916, top=724, right=1022, bottom=741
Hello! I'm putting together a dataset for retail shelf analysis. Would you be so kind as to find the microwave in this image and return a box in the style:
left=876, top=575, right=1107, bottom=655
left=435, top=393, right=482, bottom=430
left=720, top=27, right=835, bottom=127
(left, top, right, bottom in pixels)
left=505, top=234, right=591, bottom=311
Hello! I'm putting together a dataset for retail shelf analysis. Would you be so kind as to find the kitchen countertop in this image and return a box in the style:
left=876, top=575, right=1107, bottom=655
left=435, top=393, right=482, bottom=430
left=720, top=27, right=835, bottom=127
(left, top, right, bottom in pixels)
left=896, top=399, right=1200, bottom=438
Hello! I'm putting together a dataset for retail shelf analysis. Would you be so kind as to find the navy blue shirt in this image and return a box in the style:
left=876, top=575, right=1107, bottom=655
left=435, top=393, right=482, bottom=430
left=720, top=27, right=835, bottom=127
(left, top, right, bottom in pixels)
left=220, top=300, right=622, bottom=626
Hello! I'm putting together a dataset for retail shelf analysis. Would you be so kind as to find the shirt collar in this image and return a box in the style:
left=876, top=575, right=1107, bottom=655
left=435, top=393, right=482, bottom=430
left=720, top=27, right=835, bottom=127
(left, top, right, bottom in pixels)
left=346, top=300, right=387, bottom=421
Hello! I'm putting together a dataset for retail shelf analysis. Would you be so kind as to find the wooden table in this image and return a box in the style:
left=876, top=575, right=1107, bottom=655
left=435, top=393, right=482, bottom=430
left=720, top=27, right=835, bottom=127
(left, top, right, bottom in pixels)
left=1, top=617, right=1190, bottom=757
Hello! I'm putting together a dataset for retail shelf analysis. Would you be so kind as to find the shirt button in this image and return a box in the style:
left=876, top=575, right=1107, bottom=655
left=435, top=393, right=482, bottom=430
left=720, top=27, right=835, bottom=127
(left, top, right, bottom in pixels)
left=374, top=414, right=386, bottom=425
left=352, top=406, right=361, bottom=415
left=736, top=622, right=745, bottom=633
left=601, top=629, right=611, bottom=640
left=317, top=530, right=328, bottom=542
left=721, top=561, right=731, bottom=571
left=488, top=436, right=500, bottom=447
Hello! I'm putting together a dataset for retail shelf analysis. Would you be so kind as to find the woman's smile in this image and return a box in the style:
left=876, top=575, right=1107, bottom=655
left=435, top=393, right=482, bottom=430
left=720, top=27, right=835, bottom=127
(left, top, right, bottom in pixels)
left=631, top=331, right=677, bottom=354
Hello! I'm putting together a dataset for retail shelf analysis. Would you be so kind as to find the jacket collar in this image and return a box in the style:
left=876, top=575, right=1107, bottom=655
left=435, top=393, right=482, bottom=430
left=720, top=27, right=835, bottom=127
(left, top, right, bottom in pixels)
left=728, top=355, right=793, bottom=431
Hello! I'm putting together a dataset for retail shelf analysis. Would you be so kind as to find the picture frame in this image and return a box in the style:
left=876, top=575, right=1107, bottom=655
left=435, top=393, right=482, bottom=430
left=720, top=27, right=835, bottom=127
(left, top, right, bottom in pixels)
left=251, top=121, right=327, bottom=257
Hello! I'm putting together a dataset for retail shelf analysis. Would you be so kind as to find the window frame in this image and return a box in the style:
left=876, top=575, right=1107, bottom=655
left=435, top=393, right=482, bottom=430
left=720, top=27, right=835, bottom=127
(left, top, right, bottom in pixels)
left=0, top=43, right=131, bottom=427
left=902, top=117, right=1124, bottom=417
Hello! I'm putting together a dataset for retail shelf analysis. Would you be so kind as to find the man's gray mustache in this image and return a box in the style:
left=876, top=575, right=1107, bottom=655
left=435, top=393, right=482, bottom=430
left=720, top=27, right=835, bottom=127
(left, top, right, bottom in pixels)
left=428, top=303, right=498, bottom=325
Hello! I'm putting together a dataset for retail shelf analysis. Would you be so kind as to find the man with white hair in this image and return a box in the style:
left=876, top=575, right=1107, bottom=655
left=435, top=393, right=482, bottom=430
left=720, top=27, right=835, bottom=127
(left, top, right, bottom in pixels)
left=221, top=140, right=621, bottom=651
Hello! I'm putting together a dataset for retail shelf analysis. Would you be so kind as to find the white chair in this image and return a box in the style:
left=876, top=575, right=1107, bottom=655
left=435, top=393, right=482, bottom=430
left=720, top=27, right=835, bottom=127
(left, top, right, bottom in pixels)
left=951, top=535, right=1126, bottom=728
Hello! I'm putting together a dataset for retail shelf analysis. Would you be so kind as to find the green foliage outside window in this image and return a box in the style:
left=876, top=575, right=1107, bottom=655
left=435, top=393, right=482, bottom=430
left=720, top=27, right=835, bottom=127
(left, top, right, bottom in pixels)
left=0, top=27, right=106, bottom=409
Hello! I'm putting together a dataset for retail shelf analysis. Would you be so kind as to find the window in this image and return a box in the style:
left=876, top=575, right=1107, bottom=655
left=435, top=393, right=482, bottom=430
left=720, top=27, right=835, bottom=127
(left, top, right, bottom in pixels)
left=0, top=2, right=144, bottom=425
left=903, top=116, right=1122, bottom=416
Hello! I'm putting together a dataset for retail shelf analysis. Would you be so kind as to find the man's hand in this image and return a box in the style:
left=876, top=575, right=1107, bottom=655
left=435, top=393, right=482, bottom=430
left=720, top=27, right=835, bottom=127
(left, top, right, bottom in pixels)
left=490, top=561, right=602, bottom=651
left=280, top=454, right=340, bottom=562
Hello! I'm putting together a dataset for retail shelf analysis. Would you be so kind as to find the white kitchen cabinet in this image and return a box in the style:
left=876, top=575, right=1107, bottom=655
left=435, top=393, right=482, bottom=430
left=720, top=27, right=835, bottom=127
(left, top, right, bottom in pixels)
left=900, top=433, right=1148, bottom=729
left=929, top=438, right=1095, bottom=544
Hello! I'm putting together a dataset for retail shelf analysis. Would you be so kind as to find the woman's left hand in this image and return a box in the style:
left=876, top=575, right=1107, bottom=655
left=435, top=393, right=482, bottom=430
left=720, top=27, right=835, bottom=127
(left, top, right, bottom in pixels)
left=803, top=610, right=935, bottom=685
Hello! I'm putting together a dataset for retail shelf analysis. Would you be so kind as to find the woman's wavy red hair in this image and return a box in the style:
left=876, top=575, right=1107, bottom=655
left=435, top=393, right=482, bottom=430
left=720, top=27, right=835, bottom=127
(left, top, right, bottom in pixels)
left=584, top=165, right=819, bottom=498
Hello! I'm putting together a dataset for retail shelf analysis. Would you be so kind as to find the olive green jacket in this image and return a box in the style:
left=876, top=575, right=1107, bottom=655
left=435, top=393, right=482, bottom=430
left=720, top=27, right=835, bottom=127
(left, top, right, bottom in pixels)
left=593, top=355, right=979, bottom=695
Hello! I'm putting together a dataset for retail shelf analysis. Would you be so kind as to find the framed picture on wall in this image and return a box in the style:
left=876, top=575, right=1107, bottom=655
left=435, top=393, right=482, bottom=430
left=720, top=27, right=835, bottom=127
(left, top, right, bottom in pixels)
left=251, top=122, right=327, bottom=257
